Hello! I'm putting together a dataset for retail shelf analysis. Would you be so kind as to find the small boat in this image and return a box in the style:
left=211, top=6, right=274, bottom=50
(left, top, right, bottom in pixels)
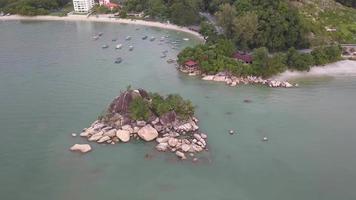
left=150, top=37, right=156, bottom=41
left=183, top=38, right=190, bottom=41
left=101, top=44, right=109, bottom=49
left=142, top=35, right=148, bottom=40
left=93, top=36, right=99, bottom=40
left=161, top=54, right=167, bottom=58
left=115, top=57, right=123, bottom=64
left=112, top=38, right=117, bottom=42
left=98, top=32, right=104, bottom=37
left=125, top=36, right=131, bottom=41
left=167, top=59, right=175, bottom=64
left=129, top=46, right=134, bottom=51
left=115, top=44, right=123, bottom=49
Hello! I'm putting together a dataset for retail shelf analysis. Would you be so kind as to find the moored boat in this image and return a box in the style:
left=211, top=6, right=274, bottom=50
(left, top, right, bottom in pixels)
left=115, top=44, right=123, bottom=49
left=142, top=35, right=148, bottom=40
left=102, top=44, right=109, bottom=49
left=115, top=57, right=123, bottom=64
left=129, top=46, right=134, bottom=51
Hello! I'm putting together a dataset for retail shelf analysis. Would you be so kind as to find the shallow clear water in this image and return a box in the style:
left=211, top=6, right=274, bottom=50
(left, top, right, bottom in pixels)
left=1, top=21, right=356, bottom=200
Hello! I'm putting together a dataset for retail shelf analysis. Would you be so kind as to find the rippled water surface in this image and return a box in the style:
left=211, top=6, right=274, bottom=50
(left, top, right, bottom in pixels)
left=1, top=21, right=356, bottom=200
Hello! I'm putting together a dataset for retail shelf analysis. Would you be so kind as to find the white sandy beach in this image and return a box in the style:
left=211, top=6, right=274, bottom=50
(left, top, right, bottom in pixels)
left=0, top=14, right=205, bottom=40
left=274, top=60, right=356, bottom=81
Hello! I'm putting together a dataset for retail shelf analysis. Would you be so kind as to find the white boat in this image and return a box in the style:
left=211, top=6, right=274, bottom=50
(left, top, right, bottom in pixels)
left=126, top=36, right=132, bottom=41
left=129, top=46, right=134, bottom=51
left=115, top=44, right=123, bottom=49
left=183, top=38, right=190, bottom=41
left=102, top=44, right=109, bottom=49
left=150, top=37, right=156, bottom=41
left=93, top=36, right=99, bottom=40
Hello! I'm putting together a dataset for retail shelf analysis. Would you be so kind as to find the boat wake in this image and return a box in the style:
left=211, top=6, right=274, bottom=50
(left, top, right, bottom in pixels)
left=274, top=60, right=356, bottom=81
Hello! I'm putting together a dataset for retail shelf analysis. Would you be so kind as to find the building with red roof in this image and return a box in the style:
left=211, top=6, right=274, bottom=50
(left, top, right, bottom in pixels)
left=184, top=60, right=198, bottom=68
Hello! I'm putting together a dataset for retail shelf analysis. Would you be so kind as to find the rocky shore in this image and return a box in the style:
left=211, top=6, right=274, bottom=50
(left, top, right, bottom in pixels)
left=70, top=88, right=207, bottom=161
left=179, top=68, right=297, bottom=88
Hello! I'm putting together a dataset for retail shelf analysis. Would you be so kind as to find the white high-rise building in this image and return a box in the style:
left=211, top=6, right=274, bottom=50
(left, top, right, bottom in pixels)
left=73, top=0, right=95, bottom=13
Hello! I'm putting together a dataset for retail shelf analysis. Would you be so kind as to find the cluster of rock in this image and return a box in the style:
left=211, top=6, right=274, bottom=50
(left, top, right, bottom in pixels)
left=202, top=73, right=296, bottom=88
left=179, top=67, right=296, bottom=88
left=70, top=89, right=207, bottom=161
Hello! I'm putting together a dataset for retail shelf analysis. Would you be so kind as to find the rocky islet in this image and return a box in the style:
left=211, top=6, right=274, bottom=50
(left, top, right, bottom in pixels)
left=70, top=88, right=207, bottom=161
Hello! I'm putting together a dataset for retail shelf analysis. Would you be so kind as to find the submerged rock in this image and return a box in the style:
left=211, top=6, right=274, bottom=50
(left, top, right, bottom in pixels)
left=175, top=151, right=187, bottom=160
left=70, top=144, right=92, bottom=153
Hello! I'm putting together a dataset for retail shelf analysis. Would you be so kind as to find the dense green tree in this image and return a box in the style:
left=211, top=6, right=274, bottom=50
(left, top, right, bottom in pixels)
left=232, top=11, right=258, bottom=50
left=146, top=0, right=167, bottom=19
left=200, top=21, right=218, bottom=42
left=216, top=3, right=236, bottom=37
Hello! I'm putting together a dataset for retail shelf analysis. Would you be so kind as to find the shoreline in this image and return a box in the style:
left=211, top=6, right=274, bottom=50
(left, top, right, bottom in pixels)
left=273, top=60, right=356, bottom=81
left=0, top=14, right=205, bottom=41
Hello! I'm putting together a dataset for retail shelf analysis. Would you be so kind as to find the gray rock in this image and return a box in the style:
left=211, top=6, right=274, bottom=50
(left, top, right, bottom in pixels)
left=137, top=124, right=158, bottom=141
left=88, top=131, right=104, bottom=141
left=201, top=133, right=208, bottom=139
left=70, top=144, right=92, bottom=153
left=98, top=136, right=111, bottom=143
left=181, top=144, right=190, bottom=152
left=122, top=125, right=134, bottom=133
left=136, top=120, right=146, bottom=127
left=156, top=137, right=169, bottom=143
left=168, top=138, right=178, bottom=147
left=103, top=129, right=116, bottom=137
left=160, top=111, right=176, bottom=126
left=155, top=143, right=168, bottom=151
left=116, top=130, right=130, bottom=142
left=175, top=151, right=186, bottom=160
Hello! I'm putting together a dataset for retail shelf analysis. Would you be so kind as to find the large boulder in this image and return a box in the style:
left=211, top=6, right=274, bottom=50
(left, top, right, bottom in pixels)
left=108, top=91, right=135, bottom=114
left=109, top=89, right=150, bottom=115
left=116, top=130, right=130, bottom=142
left=137, top=124, right=158, bottom=141
left=70, top=144, right=92, bottom=153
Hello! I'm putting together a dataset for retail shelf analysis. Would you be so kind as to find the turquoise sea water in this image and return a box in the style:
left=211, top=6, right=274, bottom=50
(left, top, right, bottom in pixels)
left=1, top=20, right=356, bottom=200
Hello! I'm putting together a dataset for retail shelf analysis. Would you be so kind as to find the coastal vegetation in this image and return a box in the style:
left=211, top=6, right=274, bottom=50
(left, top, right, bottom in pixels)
left=215, top=0, right=310, bottom=52
left=123, top=0, right=202, bottom=25
left=178, top=39, right=342, bottom=77
left=100, top=88, right=195, bottom=123
left=0, top=0, right=70, bottom=16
